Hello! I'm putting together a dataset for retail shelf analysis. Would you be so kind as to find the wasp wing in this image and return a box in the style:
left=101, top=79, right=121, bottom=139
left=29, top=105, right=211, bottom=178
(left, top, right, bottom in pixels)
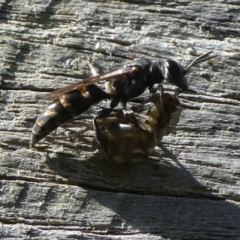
left=45, top=65, right=140, bottom=101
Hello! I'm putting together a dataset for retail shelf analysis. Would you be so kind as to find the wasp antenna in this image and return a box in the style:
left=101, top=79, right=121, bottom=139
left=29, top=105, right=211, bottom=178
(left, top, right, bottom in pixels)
left=186, top=51, right=216, bottom=71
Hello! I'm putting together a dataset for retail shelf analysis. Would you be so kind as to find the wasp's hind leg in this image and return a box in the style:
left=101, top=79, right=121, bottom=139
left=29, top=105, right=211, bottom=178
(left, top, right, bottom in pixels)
left=87, top=56, right=116, bottom=119
left=93, top=114, right=117, bottom=165
left=87, top=56, right=106, bottom=76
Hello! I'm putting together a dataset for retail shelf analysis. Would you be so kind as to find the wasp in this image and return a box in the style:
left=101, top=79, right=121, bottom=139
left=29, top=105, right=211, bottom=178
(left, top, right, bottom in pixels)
left=30, top=51, right=214, bottom=147
left=93, top=86, right=182, bottom=163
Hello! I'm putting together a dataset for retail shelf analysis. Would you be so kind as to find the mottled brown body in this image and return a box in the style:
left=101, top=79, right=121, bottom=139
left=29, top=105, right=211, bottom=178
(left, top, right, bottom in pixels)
left=94, top=112, right=155, bottom=163
left=154, top=93, right=182, bottom=141
left=94, top=90, right=182, bottom=163
left=31, top=84, right=110, bottom=146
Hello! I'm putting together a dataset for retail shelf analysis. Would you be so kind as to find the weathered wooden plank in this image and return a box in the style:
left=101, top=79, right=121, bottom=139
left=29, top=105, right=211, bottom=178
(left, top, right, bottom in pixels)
left=0, top=181, right=240, bottom=239
left=0, top=0, right=240, bottom=239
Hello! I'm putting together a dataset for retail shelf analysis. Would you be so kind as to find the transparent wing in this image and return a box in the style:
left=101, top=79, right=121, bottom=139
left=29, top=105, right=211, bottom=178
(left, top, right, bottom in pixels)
left=45, top=65, right=141, bottom=101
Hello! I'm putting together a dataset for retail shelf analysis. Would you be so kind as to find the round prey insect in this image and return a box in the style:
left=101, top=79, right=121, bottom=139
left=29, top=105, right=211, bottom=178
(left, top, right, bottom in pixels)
left=93, top=86, right=182, bottom=163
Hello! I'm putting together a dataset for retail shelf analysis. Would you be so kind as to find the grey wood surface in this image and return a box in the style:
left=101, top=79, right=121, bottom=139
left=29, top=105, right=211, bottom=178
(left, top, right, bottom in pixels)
left=0, top=0, right=240, bottom=239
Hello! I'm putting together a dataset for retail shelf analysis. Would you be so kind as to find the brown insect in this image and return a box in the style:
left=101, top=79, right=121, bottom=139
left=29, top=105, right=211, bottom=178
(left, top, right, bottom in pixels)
left=93, top=86, right=182, bottom=163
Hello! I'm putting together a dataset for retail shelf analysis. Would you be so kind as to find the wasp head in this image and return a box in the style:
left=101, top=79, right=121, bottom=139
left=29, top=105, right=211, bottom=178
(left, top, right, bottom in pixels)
left=162, top=51, right=215, bottom=92
left=163, top=60, right=188, bottom=91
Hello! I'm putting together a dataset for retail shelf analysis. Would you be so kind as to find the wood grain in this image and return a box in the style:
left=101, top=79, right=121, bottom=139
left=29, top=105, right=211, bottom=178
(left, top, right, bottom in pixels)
left=0, top=0, right=240, bottom=239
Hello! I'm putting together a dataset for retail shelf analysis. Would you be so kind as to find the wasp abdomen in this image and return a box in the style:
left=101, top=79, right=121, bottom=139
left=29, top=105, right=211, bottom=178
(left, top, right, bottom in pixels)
left=31, top=100, right=73, bottom=146
left=31, top=84, right=110, bottom=147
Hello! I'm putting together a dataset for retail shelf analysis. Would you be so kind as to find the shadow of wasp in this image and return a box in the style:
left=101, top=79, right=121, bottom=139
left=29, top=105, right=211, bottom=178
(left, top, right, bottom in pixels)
left=31, top=51, right=215, bottom=147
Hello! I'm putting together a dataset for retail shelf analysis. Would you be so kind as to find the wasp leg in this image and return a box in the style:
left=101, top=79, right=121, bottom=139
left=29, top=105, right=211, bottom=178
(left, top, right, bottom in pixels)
left=88, top=56, right=122, bottom=119
left=88, top=56, right=100, bottom=76
left=119, top=108, right=141, bottom=133
left=87, top=55, right=106, bottom=77
left=93, top=116, right=118, bottom=166
left=149, top=83, right=161, bottom=94
left=96, top=107, right=113, bottom=119
left=48, top=125, right=92, bottom=140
